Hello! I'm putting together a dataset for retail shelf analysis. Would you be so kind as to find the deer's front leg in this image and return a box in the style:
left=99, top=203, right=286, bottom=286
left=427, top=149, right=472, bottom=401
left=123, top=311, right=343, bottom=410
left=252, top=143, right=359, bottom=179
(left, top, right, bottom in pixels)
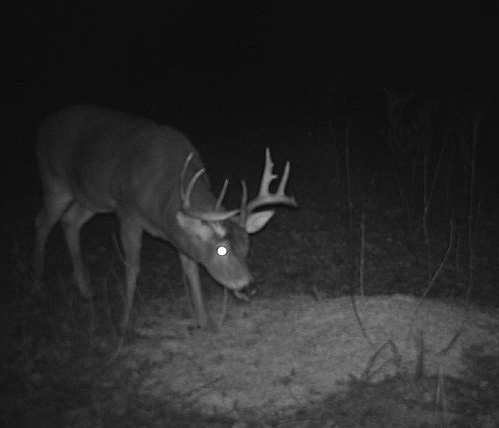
left=179, top=253, right=215, bottom=330
left=119, top=217, right=143, bottom=332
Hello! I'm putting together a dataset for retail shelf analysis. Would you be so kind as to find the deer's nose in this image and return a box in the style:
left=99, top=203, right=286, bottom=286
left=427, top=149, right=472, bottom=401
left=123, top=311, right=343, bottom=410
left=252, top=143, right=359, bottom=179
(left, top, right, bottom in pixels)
left=232, top=281, right=256, bottom=302
left=233, top=272, right=252, bottom=290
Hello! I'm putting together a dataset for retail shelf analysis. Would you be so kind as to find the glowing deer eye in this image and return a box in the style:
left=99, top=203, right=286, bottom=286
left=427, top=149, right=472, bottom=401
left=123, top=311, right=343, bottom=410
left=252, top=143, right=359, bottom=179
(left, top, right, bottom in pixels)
left=217, top=245, right=228, bottom=256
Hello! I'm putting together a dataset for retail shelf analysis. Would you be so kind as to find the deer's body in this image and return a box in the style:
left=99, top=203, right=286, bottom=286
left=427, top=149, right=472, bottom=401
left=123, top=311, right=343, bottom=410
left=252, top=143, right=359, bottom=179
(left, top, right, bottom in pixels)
left=38, top=106, right=210, bottom=246
left=35, top=105, right=296, bottom=331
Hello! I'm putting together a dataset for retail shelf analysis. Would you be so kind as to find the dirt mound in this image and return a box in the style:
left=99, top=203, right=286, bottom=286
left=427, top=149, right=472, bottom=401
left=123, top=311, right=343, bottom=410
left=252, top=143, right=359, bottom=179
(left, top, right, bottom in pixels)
left=121, top=294, right=499, bottom=417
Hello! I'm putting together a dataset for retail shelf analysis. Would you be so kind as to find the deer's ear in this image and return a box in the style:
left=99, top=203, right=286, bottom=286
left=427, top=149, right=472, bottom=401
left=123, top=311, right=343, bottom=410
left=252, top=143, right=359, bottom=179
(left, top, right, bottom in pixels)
left=245, top=210, right=274, bottom=234
left=176, top=212, right=213, bottom=241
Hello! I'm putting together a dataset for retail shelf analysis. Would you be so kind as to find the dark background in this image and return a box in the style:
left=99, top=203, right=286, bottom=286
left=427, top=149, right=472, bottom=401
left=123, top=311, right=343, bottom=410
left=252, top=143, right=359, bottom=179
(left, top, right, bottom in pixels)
left=7, top=3, right=498, bottom=127
left=3, top=1, right=499, bottom=235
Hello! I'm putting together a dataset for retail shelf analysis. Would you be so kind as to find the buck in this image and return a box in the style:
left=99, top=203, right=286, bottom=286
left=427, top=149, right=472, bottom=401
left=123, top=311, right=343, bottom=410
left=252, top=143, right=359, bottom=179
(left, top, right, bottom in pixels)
left=34, top=105, right=297, bottom=331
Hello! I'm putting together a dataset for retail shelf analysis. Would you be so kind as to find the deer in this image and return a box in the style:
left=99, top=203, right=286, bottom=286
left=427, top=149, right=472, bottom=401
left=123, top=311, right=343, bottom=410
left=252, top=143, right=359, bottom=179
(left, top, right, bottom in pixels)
left=34, top=105, right=297, bottom=331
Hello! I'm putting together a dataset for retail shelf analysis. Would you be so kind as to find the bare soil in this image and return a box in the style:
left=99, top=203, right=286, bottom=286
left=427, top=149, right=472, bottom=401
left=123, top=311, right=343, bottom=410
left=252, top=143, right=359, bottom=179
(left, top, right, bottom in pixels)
left=123, top=294, right=499, bottom=419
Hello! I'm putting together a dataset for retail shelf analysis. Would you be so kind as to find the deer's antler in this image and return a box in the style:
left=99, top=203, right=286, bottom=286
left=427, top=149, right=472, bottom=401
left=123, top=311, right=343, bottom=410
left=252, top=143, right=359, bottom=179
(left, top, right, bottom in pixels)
left=239, top=148, right=297, bottom=225
left=180, top=153, right=239, bottom=222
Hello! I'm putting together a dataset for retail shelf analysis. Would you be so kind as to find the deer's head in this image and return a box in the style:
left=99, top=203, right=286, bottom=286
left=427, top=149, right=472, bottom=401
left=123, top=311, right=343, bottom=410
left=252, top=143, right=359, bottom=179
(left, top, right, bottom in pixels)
left=176, top=149, right=297, bottom=290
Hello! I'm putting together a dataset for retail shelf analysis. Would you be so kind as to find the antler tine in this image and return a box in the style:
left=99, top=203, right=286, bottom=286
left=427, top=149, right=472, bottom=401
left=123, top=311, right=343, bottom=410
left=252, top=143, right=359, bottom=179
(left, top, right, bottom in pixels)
left=259, top=148, right=277, bottom=196
left=239, top=180, right=248, bottom=226
left=245, top=148, right=297, bottom=214
left=183, top=168, right=206, bottom=209
left=215, top=178, right=229, bottom=210
left=180, top=153, right=239, bottom=222
left=277, top=160, right=291, bottom=196
left=180, top=152, right=194, bottom=205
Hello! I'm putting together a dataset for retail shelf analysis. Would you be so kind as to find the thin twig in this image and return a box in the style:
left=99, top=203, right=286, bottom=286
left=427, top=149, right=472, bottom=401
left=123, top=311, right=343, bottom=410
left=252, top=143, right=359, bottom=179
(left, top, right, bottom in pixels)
left=359, top=212, right=366, bottom=296
left=350, top=294, right=373, bottom=345
left=361, top=339, right=401, bottom=381
left=438, top=320, right=467, bottom=355
left=327, top=116, right=340, bottom=183
left=465, top=113, right=481, bottom=304
left=423, top=137, right=448, bottom=286
left=412, top=218, right=456, bottom=321
left=344, top=118, right=353, bottom=230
